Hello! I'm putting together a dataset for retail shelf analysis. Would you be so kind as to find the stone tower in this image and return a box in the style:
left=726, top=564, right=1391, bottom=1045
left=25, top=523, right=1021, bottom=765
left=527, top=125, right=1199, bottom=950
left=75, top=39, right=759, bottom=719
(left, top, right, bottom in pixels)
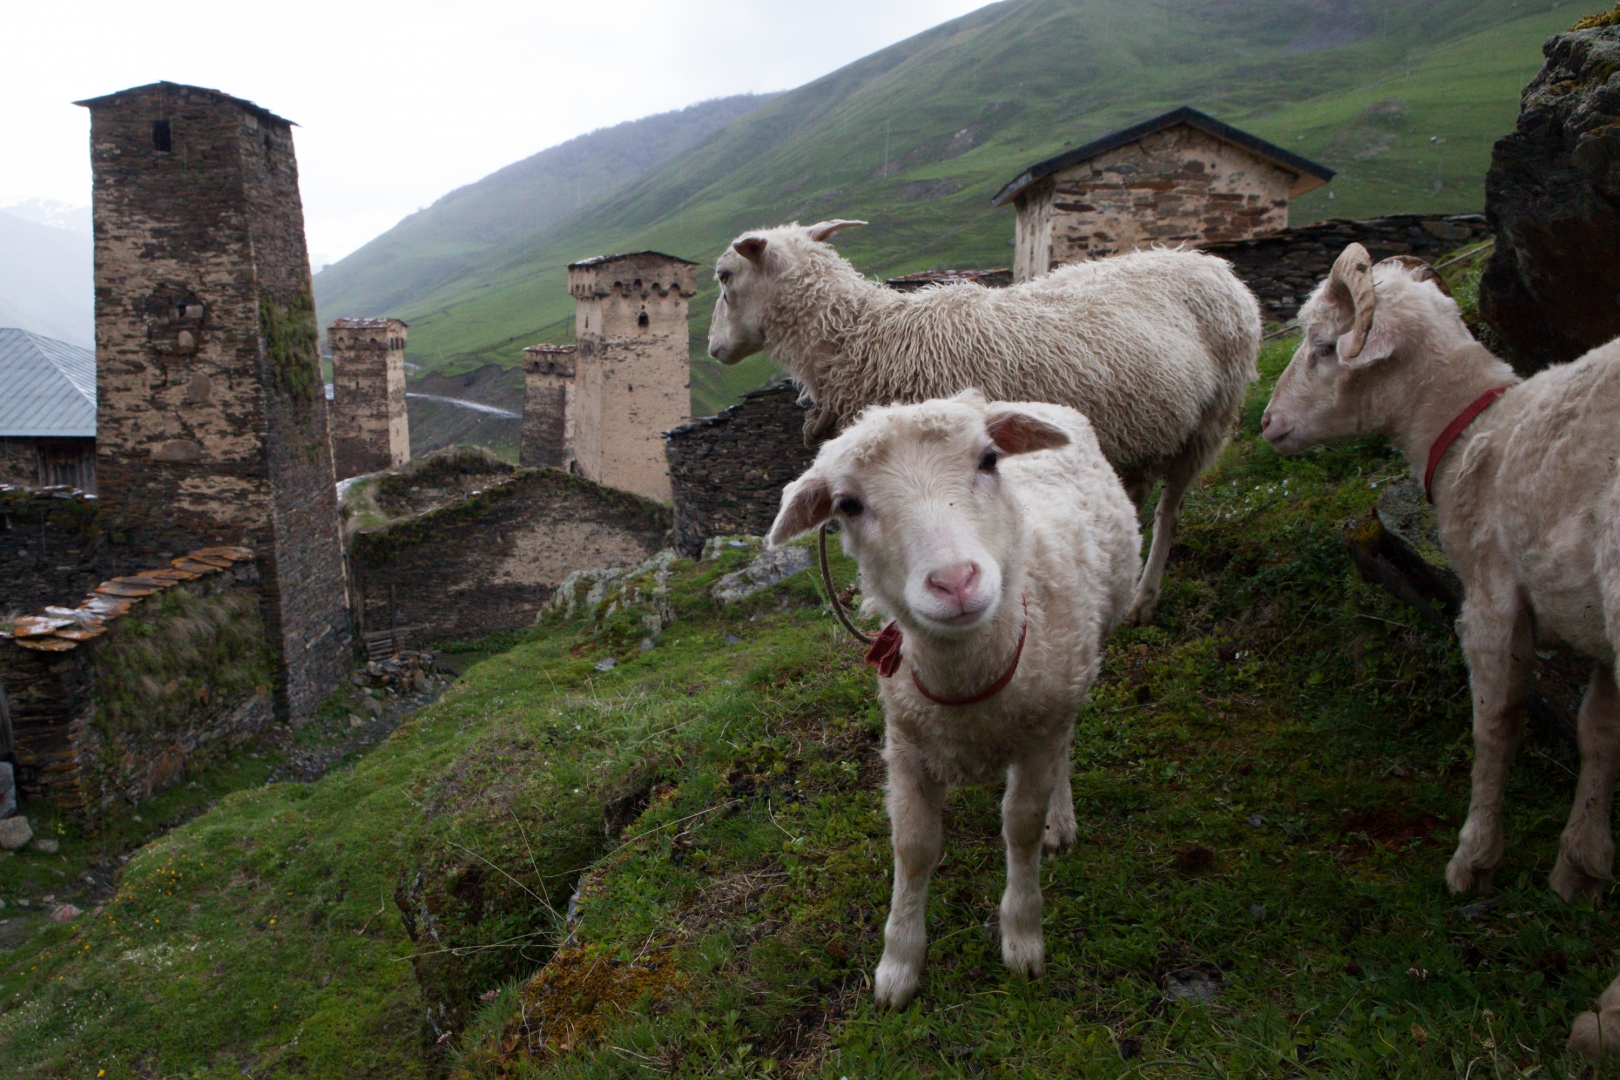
left=76, top=81, right=350, bottom=722
left=520, top=344, right=575, bottom=470
left=567, top=252, right=696, bottom=501
left=328, top=317, right=409, bottom=479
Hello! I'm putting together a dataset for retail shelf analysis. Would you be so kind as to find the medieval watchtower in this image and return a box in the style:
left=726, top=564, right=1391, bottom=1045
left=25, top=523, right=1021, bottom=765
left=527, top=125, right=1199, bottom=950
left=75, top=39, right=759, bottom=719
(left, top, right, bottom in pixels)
left=76, top=81, right=350, bottom=722
left=520, top=344, right=576, bottom=470
left=329, top=317, right=409, bottom=479
left=567, top=252, right=696, bottom=501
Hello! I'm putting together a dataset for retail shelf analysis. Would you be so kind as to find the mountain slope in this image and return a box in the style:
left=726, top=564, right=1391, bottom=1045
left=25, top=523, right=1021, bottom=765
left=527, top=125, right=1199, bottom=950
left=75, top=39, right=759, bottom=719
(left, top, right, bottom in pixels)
left=0, top=210, right=93, bottom=348
left=323, top=0, right=1575, bottom=414
left=313, top=93, right=776, bottom=325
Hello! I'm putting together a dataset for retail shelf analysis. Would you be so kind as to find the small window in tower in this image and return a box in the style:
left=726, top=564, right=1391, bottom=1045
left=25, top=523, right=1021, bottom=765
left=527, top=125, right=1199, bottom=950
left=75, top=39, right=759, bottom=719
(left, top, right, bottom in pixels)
left=152, top=120, right=172, bottom=153
left=638, top=311, right=650, bottom=328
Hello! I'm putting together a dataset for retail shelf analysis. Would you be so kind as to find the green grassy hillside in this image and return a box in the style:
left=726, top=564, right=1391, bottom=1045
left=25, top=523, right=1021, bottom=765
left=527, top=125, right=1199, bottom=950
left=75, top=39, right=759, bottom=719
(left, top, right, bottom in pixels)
left=9, top=319, right=1620, bottom=1076
left=316, top=0, right=1576, bottom=417
left=312, top=94, right=775, bottom=328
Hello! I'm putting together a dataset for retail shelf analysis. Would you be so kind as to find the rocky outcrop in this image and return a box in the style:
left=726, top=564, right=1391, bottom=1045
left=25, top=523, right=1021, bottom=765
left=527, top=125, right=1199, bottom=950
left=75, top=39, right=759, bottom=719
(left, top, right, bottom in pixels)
left=1479, top=17, right=1620, bottom=372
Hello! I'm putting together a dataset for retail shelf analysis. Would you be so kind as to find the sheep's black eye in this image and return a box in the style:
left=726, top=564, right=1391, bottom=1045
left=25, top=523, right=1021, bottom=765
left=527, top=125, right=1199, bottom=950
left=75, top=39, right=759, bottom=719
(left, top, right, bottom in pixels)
left=979, top=450, right=998, bottom=472
left=837, top=496, right=863, bottom=516
left=716, top=269, right=731, bottom=285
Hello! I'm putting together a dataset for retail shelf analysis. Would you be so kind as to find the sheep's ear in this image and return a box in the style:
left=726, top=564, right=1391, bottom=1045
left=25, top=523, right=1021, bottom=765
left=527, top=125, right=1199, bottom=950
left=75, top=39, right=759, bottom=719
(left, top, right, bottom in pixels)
left=768, top=473, right=833, bottom=547
left=806, top=219, right=867, bottom=243
left=1337, top=315, right=1399, bottom=370
left=733, top=236, right=768, bottom=263
left=985, top=410, right=1070, bottom=456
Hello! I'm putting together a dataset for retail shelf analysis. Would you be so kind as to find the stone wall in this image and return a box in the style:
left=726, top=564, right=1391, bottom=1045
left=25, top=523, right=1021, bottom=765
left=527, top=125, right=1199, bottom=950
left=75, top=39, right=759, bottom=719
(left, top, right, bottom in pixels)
left=1480, top=21, right=1620, bottom=373
left=1016, top=126, right=1298, bottom=279
left=1202, top=213, right=1490, bottom=324
left=665, top=381, right=814, bottom=557
left=347, top=468, right=670, bottom=651
left=520, top=345, right=576, bottom=470
left=569, top=253, right=697, bottom=501
left=1, top=547, right=272, bottom=824
left=1, top=487, right=123, bottom=615
left=329, top=318, right=409, bottom=479
left=79, top=82, right=349, bottom=722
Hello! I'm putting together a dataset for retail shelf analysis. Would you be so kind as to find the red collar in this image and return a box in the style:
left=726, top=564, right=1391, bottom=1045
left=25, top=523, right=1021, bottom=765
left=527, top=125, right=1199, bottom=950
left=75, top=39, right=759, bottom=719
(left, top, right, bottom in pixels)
left=1424, top=385, right=1513, bottom=504
left=864, top=597, right=1029, bottom=707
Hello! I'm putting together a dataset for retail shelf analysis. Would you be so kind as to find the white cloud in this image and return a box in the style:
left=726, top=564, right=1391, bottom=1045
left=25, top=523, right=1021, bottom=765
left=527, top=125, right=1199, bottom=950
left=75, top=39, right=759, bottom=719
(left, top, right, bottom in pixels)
left=1, top=1, right=990, bottom=262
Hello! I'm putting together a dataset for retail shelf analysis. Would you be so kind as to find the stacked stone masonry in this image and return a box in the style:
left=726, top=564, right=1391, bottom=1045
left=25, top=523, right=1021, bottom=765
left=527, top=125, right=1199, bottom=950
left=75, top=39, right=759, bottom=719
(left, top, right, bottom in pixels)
left=1009, top=122, right=1328, bottom=280
left=0, top=541, right=270, bottom=823
left=347, top=468, right=671, bottom=651
left=665, top=381, right=814, bottom=558
left=568, top=252, right=697, bottom=502
left=77, top=82, right=350, bottom=721
left=520, top=345, right=577, bottom=470
left=328, top=317, right=409, bottom=479
left=1201, top=213, right=1490, bottom=324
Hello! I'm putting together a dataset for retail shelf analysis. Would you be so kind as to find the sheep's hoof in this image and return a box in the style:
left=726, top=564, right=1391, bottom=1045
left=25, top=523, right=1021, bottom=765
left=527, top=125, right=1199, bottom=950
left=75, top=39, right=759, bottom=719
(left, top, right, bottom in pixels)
left=1444, top=853, right=1495, bottom=895
left=873, top=959, right=920, bottom=1011
left=1550, top=853, right=1611, bottom=904
left=1569, top=1008, right=1620, bottom=1058
left=1042, top=820, right=1076, bottom=857
left=1001, top=934, right=1045, bottom=980
left=1121, top=595, right=1157, bottom=627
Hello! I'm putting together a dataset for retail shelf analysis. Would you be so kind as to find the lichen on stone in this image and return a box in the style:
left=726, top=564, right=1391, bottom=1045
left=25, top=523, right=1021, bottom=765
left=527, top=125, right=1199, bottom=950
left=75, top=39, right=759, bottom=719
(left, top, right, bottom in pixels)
left=259, top=289, right=321, bottom=403
left=1571, top=2, right=1620, bottom=31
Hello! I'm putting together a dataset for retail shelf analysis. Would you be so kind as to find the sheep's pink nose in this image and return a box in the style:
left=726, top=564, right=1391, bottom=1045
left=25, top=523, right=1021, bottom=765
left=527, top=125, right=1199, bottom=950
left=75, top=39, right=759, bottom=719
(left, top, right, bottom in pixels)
left=925, top=562, right=981, bottom=607
left=1260, top=410, right=1273, bottom=433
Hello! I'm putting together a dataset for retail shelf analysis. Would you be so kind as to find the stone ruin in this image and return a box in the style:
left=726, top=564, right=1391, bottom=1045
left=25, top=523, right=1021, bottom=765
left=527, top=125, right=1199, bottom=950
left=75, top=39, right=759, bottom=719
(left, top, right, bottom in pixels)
left=514, top=252, right=697, bottom=501
left=519, top=344, right=576, bottom=470
left=74, top=81, right=350, bottom=722
left=0, top=82, right=348, bottom=825
left=329, top=317, right=410, bottom=479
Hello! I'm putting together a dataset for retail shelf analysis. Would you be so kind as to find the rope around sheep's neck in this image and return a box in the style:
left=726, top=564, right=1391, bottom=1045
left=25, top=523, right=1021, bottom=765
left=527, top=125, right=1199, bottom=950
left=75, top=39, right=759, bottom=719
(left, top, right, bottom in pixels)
left=818, top=524, right=874, bottom=646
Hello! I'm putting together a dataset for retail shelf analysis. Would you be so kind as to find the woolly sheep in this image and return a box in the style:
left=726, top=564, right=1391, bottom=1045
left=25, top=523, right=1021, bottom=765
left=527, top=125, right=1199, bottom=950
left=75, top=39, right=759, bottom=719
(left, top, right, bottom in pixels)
left=1265, top=245, right=1620, bottom=1059
left=769, top=390, right=1141, bottom=1010
left=710, top=219, right=1260, bottom=626
left=1262, top=243, right=1620, bottom=909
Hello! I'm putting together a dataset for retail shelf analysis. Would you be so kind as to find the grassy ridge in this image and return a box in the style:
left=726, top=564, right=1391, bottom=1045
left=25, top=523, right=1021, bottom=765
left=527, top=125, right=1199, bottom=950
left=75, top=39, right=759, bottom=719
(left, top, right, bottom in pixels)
left=10, top=314, right=1620, bottom=1075
left=332, top=0, right=1573, bottom=413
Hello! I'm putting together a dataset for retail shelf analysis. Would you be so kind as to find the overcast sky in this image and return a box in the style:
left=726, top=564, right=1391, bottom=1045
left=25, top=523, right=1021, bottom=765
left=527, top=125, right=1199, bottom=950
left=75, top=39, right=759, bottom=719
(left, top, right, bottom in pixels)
left=2, top=0, right=991, bottom=265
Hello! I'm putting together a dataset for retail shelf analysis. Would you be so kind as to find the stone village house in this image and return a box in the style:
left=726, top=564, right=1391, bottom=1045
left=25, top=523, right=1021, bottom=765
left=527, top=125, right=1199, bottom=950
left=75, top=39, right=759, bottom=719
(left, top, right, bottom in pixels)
left=994, top=106, right=1334, bottom=281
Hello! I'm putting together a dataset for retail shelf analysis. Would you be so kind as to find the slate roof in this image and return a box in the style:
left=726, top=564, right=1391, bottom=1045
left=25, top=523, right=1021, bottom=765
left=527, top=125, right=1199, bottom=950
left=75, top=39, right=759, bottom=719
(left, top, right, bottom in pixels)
left=75, top=82, right=296, bottom=128
left=992, top=106, right=1335, bottom=207
left=0, top=329, right=96, bottom=438
left=568, top=251, right=697, bottom=270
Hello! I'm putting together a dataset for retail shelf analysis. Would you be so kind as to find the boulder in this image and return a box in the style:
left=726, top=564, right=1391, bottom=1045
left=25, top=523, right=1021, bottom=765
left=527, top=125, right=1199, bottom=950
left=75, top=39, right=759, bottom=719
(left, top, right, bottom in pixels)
left=0, top=815, right=31, bottom=851
left=1480, top=15, right=1620, bottom=372
left=711, top=545, right=814, bottom=605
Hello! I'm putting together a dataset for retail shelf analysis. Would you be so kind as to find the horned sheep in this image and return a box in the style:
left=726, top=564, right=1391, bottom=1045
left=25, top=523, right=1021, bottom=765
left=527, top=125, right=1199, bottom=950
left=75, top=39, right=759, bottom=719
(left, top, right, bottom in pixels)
left=769, top=390, right=1141, bottom=1009
left=1259, top=243, right=1620, bottom=1053
left=711, top=219, right=1260, bottom=626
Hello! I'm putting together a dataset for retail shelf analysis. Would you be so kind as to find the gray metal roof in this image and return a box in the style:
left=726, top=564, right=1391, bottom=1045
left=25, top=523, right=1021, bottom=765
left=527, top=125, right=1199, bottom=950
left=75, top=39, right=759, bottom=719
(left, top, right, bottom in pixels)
left=0, top=328, right=95, bottom=437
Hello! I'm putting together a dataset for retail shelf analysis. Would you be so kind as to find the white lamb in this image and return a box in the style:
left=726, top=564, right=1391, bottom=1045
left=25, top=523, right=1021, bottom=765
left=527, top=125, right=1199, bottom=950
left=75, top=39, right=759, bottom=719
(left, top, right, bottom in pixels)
left=769, top=390, right=1140, bottom=1010
left=712, top=219, right=1259, bottom=626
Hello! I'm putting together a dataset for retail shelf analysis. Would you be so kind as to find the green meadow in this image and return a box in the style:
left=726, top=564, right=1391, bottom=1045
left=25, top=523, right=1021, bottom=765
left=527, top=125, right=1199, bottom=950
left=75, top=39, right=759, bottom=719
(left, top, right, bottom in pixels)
left=9, top=294, right=1620, bottom=1074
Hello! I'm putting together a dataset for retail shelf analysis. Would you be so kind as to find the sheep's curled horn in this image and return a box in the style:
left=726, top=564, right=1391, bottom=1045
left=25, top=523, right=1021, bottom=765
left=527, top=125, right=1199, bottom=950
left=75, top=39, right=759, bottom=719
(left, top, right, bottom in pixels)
left=806, top=219, right=867, bottom=242
left=1330, top=242, right=1378, bottom=360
